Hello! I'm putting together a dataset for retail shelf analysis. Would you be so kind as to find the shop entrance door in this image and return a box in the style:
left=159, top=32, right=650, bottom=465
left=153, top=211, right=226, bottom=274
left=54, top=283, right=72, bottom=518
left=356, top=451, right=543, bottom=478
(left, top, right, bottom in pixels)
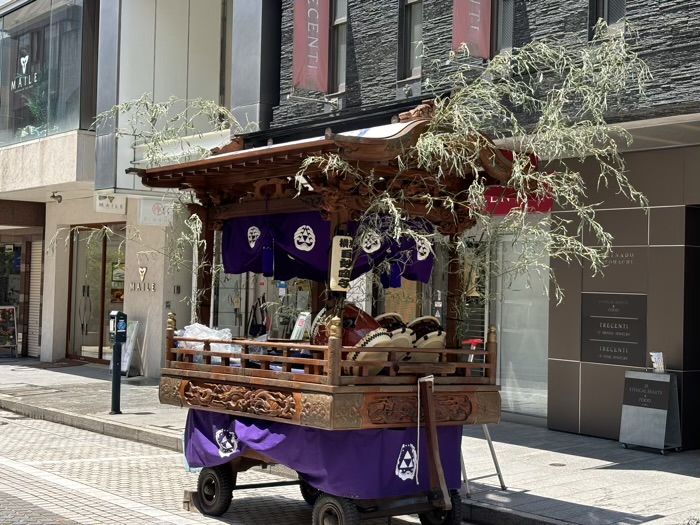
left=67, top=225, right=125, bottom=362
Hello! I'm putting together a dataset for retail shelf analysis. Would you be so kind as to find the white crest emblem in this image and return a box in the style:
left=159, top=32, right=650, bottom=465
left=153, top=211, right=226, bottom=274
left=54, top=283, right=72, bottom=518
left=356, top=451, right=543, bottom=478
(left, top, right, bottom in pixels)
left=416, top=238, right=431, bottom=261
left=20, top=55, right=29, bottom=75
left=247, top=226, right=261, bottom=248
left=215, top=428, right=239, bottom=458
left=361, top=230, right=382, bottom=254
left=294, top=225, right=316, bottom=252
left=395, top=443, right=417, bottom=480
left=138, top=267, right=147, bottom=282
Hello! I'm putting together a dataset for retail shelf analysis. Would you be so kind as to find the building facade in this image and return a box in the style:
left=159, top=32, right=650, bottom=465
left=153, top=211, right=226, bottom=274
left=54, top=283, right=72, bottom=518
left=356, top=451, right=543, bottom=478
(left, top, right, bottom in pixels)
left=2, top=0, right=699, bottom=449
left=224, top=0, right=700, bottom=449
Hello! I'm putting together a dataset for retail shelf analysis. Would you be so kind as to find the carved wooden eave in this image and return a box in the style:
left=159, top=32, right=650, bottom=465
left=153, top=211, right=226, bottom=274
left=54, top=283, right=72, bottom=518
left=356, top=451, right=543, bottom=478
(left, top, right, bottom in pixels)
left=132, top=105, right=517, bottom=234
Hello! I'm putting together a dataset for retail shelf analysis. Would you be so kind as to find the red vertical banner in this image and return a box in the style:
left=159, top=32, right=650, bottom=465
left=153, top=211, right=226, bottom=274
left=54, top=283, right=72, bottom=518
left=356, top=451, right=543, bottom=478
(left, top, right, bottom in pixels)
left=452, top=0, right=492, bottom=59
left=293, top=0, right=330, bottom=93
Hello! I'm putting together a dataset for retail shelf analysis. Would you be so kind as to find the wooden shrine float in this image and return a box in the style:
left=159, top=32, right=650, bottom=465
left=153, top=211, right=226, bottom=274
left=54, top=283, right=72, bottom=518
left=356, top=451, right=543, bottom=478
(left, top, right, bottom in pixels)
left=136, top=101, right=514, bottom=433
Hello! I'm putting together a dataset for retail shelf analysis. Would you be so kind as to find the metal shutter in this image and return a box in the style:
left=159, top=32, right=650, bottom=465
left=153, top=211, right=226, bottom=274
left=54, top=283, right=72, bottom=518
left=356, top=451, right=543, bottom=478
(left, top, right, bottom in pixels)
left=27, top=241, right=43, bottom=358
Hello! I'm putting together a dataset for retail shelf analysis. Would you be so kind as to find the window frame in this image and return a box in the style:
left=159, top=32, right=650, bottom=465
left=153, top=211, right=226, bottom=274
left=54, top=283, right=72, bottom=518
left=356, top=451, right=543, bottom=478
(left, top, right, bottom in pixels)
left=330, top=0, right=347, bottom=93
left=589, top=0, right=626, bottom=39
left=490, top=0, right=513, bottom=58
left=398, top=0, right=423, bottom=81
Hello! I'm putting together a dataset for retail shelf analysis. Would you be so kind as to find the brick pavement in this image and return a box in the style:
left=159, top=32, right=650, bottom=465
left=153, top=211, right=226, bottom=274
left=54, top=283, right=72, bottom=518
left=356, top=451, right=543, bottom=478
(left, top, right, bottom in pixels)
left=0, top=409, right=421, bottom=525
left=1, top=359, right=699, bottom=525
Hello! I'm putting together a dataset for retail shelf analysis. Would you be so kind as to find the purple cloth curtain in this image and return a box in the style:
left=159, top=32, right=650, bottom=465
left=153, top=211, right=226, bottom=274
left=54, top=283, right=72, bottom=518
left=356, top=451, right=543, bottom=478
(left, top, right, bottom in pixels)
left=222, top=213, right=434, bottom=285
left=222, top=216, right=271, bottom=274
left=184, top=409, right=462, bottom=500
left=268, top=211, right=331, bottom=276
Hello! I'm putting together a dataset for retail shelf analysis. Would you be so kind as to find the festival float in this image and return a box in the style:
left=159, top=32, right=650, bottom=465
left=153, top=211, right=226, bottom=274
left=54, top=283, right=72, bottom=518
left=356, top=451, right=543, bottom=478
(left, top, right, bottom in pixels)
left=133, top=103, right=516, bottom=524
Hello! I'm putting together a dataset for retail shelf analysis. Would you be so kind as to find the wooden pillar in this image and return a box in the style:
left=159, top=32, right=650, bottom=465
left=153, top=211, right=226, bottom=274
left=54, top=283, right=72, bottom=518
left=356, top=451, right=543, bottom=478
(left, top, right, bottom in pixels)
left=165, top=311, right=177, bottom=366
left=485, top=324, right=498, bottom=385
left=446, top=242, right=461, bottom=349
left=327, top=315, right=343, bottom=385
left=189, top=204, right=215, bottom=325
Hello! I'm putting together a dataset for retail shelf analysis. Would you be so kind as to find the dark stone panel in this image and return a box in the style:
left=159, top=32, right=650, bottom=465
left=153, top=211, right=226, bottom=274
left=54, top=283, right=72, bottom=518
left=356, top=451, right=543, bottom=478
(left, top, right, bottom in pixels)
left=582, top=247, right=648, bottom=294
left=617, top=150, right=684, bottom=208
left=683, top=147, right=700, bottom=206
left=649, top=206, right=685, bottom=246
left=685, top=206, right=700, bottom=247
left=268, top=2, right=700, bottom=130
left=547, top=359, right=580, bottom=434
left=677, top=371, right=700, bottom=450
left=582, top=209, right=648, bottom=247
left=648, top=247, right=684, bottom=370
left=684, top=247, right=700, bottom=371
left=580, top=363, right=634, bottom=440
left=549, top=257, right=582, bottom=361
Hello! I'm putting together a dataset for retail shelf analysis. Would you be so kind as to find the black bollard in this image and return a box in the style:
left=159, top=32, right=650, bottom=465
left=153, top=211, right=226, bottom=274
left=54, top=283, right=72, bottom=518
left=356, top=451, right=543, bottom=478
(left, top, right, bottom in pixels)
left=110, top=342, right=122, bottom=415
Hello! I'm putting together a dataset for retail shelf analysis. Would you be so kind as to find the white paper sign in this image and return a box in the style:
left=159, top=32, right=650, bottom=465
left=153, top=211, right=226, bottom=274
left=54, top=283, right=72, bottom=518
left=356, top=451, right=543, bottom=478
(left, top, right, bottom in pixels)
left=330, top=235, right=353, bottom=292
left=95, top=195, right=127, bottom=215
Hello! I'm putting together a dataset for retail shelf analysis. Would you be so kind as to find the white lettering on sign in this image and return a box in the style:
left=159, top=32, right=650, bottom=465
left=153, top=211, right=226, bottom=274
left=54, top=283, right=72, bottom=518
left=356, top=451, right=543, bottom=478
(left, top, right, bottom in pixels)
left=307, top=1, right=319, bottom=69
left=469, top=0, right=481, bottom=31
left=129, top=282, right=157, bottom=292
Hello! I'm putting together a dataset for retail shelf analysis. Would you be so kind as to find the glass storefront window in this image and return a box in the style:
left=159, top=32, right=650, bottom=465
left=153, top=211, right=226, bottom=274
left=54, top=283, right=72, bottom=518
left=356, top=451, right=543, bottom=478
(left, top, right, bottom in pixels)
left=0, top=0, right=88, bottom=146
left=490, top=232, right=550, bottom=419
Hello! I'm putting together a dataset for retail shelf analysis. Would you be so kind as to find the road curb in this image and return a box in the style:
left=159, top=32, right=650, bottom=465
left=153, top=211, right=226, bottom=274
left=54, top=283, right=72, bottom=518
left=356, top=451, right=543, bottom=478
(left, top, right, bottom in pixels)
left=0, top=397, right=182, bottom=452
left=463, top=500, right=573, bottom=525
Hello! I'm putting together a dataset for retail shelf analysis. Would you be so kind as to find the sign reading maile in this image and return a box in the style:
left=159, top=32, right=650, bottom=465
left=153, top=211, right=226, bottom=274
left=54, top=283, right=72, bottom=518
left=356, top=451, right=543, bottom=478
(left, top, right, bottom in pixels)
left=330, top=235, right=353, bottom=292
left=95, top=195, right=127, bottom=215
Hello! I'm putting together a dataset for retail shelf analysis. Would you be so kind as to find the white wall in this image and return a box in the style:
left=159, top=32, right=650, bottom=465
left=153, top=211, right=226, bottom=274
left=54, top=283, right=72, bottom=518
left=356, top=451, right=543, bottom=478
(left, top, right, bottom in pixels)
left=115, top=0, right=223, bottom=191
left=0, top=131, right=95, bottom=192
left=41, top=195, right=192, bottom=378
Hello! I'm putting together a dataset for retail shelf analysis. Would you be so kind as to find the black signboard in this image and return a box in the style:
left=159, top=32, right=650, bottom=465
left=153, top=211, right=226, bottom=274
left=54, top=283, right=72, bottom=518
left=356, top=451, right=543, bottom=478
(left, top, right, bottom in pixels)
left=622, top=377, right=670, bottom=410
left=581, top=293, right=647, bottom=366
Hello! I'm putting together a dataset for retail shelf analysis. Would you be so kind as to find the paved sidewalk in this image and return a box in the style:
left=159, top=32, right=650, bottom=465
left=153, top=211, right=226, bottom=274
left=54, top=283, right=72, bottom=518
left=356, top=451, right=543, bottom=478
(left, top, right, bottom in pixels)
left=0, top=358, right=698, bottom=525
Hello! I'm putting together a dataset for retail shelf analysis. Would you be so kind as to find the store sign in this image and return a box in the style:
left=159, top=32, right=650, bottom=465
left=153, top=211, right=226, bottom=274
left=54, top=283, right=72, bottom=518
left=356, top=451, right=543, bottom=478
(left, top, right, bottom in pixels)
left=11, top=49, right=40, bottom=94
left=622, top=377, right=669, bottom=410
left=330, top=235, right=353, bottom=291
left=138, top=198, right=173, bottom=226
left=484, top=187, right=552, bottom=215
left=95, top=195, right=127, bottom=215
left=292, top=0, right=330, bottom=92
left=581, top=293, right=647, bottom=367
left=452, top=0, right=492, bottom=58
left=128, top=266, right=156, bottom=292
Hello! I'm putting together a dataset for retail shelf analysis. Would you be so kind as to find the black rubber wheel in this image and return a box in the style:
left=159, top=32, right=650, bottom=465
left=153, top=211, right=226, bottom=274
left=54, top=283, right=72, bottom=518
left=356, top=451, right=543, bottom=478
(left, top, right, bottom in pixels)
left=300, top=480, right=321, bottom=505
left=621, top=443, right=628, bottom=449
left=418, top=491, right=463, bottom=525
left=312, top=494, right=361, bottom=525
left=197, top=465, right=234, bottom=516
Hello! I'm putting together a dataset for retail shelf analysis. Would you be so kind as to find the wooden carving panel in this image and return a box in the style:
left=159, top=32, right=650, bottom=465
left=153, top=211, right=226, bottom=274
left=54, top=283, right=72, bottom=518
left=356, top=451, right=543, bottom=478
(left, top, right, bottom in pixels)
left=364, top=394, right=472, bottom=426
left=333, top=394, right=364, bottom=429
left=184, top=381, right=296, bottom=419
left=159, top=377, right=182, bottom=407
left=300, top=393, right=332, bottom=428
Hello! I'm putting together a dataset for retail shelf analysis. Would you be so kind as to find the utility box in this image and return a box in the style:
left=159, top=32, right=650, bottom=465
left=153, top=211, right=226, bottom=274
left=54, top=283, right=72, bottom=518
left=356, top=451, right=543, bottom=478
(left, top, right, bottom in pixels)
left=109, top=311, right=127, bottom=344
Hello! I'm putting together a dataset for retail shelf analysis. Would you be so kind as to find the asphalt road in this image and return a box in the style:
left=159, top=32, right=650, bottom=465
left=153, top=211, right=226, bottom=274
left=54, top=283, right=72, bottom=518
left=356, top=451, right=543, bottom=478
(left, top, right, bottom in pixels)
left=0, top=409, right=430, bottom=525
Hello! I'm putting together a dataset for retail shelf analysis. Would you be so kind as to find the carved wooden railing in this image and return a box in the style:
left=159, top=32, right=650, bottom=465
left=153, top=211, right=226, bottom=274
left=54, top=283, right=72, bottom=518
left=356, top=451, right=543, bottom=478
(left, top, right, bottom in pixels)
left=164, top=312, right=498, bottom=387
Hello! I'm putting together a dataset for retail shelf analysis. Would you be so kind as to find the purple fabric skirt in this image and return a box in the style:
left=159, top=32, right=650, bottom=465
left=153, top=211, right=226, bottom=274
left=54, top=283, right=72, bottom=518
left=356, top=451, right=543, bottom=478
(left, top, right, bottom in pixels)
left=184, top=409, right=462, bottom=500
